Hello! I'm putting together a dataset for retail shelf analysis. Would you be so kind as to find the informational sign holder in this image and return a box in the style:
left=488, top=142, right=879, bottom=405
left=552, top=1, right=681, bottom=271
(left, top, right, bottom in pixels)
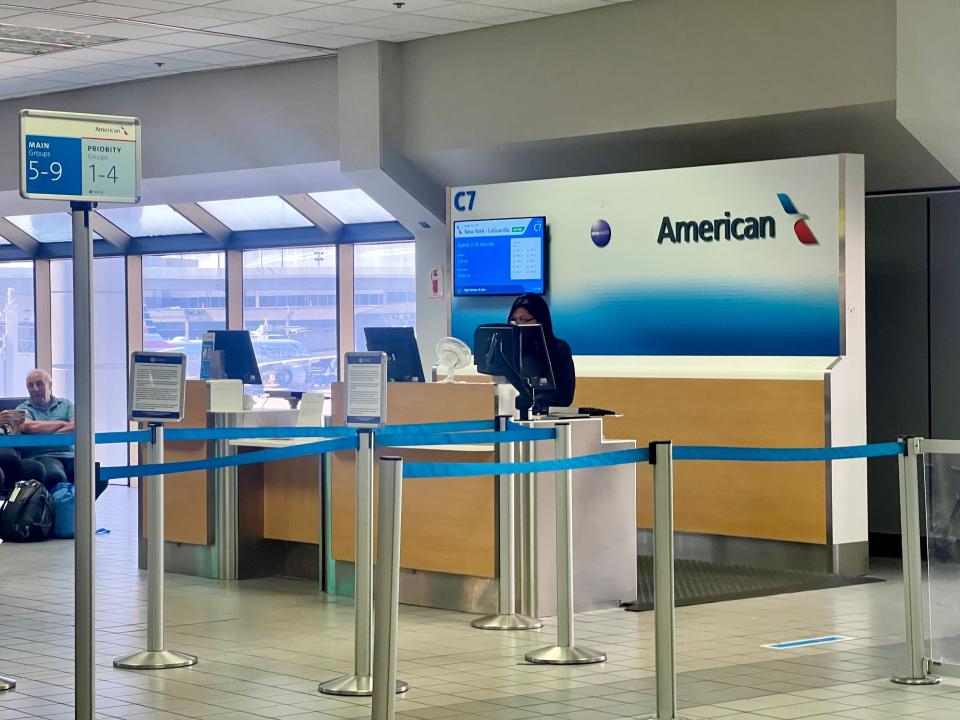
left=321, top=352, right=407, bottom=696
left=345, top=352, right=388, bottom=429
left=128, top=352, right=186, bottom=423
left=20, top=109, right=141, bottom=720
left=115, top=352, right=196, bottom=671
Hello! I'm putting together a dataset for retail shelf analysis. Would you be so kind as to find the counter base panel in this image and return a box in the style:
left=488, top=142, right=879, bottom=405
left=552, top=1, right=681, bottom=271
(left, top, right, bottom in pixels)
left=332, top=449, right=496, bottom=578
left=637, top=530, right=869, bottom=576
left=335, top=562, right=498, bottom=615
left=574, top=376, right=828, bottom=545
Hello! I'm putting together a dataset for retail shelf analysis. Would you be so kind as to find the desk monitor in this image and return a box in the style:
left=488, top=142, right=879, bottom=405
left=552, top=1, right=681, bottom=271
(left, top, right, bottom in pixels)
left=516, top=323, right=556, bottom=394
left=363, top=326, right=425, bottom=382
left=474, top=322, right=555, bottom=417
left=208, top=330, right=262, bottom=385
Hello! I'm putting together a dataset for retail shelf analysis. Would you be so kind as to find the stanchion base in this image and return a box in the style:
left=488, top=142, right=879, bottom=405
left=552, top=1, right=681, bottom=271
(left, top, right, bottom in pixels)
left=318, top=674, right=408, bottom=696
left=525, top=645, right=606, bottom=665
left=471, top=613, right=543, bottom=630
left=0, top=675, right=15, bottom=691
left=892, top=675, right=941, bottom=686
left=113, top=650, right=198, bottom=670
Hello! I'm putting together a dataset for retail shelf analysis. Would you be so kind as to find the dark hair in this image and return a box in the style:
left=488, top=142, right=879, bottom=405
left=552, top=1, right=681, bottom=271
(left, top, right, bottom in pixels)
left=508, top=294, right=555, bottom=342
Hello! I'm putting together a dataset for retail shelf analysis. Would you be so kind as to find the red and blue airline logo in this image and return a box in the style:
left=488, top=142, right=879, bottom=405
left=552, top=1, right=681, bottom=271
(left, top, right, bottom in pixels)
left=776, top=193, right=817, bottom=245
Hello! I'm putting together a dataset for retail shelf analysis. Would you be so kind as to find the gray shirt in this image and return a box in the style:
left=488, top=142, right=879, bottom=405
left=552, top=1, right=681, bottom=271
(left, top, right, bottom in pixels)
left=17, top=397, right=75, bottom=458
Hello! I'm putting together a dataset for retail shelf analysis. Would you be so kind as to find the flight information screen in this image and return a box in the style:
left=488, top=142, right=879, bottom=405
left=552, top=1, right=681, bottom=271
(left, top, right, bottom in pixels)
left=453, top=217, right=546, bottom=296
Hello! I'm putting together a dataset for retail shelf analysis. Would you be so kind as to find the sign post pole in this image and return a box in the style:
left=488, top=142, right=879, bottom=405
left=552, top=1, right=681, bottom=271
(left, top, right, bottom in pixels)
left=72, top=200, right=96, bottom=720
left=115, top=352, right=190, bottom=669
left=19, top=109, right=141, bottom=720
left=320, top=352, right=407, bottom=697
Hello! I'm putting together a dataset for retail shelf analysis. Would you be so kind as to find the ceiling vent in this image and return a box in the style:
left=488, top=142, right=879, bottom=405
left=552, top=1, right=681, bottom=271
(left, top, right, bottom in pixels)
left=0, top=24, right=121, bottom=55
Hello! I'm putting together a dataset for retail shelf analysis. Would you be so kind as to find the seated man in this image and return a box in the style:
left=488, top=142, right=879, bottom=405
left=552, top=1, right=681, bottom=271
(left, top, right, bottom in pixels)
left=16, top=369, right=75, bottom=489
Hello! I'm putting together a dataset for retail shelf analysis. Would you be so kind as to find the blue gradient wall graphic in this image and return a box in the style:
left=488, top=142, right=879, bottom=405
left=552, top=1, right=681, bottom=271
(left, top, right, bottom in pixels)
left=450, top=156, right=845, bottom=357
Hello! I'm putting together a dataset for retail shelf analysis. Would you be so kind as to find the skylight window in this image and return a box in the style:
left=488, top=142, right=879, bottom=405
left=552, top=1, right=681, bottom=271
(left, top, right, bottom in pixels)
left=100, top=205, right=201, bottom=238
left=309, top=189, right=395, bottom=224
left=6, top=213, right=102, bottom=243
left=198, top=196, right=312, bottom=232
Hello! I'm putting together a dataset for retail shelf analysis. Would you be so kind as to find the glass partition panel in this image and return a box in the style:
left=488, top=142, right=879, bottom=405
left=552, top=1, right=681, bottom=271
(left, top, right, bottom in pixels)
left=50, top=257, right=127, bottom=468
left=924, top=451, right=960, bottom=667
left=0, top=261, right=35, bottom=398
left=354, top=242, right=416, bottom=352
left=242, top=246, right=337, bottom=392
left=142, top=252, right=226, bottom=378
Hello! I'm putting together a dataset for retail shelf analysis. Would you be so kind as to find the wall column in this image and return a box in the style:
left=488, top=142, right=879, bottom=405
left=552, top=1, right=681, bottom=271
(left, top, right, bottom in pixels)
left=338, top=42, right=449, bottom=369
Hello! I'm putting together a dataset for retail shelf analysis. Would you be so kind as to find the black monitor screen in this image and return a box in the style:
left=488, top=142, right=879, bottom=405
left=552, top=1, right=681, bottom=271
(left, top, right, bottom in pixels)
left=474, top=322, right=555, bottom=397
left=363, top=326, right=425, bottom=382
left=516, top=323, right=556, bottom=393
left=212, top=330, right=262, bottom=385
left=473, top=323, right=516, bottom=377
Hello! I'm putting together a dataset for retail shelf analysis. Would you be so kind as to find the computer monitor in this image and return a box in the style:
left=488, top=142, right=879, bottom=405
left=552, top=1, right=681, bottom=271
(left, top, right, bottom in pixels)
left=363, top=327, right=425, bottom=383
left=205, top=330, right=263, bottom=385
left=474, top=322, right=555, bottom=418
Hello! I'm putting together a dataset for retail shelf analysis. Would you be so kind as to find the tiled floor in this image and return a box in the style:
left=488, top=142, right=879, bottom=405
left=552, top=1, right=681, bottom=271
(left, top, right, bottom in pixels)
left=1, top=487, right=959, bottom=719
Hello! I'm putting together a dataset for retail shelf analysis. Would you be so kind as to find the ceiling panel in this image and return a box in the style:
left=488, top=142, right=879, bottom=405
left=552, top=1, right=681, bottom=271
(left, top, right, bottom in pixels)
left=208, top=0, right=318, bottom=14
left=0, top=0, right=632, bottom=101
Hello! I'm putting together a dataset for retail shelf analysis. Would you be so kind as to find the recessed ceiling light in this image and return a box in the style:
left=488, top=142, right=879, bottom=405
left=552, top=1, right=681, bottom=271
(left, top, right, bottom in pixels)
left=0, top=24, right=121, bottom=56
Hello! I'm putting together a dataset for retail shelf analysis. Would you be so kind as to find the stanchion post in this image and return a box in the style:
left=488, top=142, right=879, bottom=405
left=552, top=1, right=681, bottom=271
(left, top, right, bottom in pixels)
left=519, top=439, right=538, bottom=619
left=214, top=412, right=238, bottom=581
left=114, top=424, right=198, bottom=670
left=320, top=430, right=407, bottom=696
left=472, top=416, right=543, bottom=630
left=526, top=423, right=605, bottom=665
left=372, top=457, right=405, bottom=720
left=892, top=436, right=940, bottom=686
left=650, top=441, right=681, bottom=719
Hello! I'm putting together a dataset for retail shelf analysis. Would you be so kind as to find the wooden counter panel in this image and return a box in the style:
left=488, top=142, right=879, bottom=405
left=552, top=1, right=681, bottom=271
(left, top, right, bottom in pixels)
left=142, top=380, right=209, bottom=545
left=574, top=377, right=827, bottom=544
left=330, top=381, right=495, bottom=425
left=262, top=455, right=321, bottom=543
left=332, top=448, right=495, bottom=577
left=330, top=381, right=498, bottom=577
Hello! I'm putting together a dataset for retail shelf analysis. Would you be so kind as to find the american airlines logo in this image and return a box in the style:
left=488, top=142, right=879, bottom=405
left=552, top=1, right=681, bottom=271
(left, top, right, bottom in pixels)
left=656, top=193, right=819, bottom=246
left=94, top=125, right=128, bottom=136
left=776, top=193, right=818, bottom=245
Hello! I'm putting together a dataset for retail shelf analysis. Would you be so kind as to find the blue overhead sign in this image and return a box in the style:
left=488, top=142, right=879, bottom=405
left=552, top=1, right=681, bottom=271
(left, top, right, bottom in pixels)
left=20, top=109, right=140, bottom=204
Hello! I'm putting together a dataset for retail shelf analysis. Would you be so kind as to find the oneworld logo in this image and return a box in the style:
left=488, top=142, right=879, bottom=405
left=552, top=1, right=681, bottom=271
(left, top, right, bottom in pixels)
left=590, top=219, right=611, bottom=248
left=776, top=193, right=818, bottom=245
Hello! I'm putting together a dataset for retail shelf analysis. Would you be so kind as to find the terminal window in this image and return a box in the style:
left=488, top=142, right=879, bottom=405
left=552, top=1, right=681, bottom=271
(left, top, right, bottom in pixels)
left=243, top=247, right=337, bottom=392
left=142, top=253, right=226, bottom=378
left=354, top=242, right=416, bottom=351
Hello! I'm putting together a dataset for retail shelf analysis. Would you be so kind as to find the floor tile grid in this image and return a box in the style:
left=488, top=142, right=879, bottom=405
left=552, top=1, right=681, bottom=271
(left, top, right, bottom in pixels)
left=1, top=488, right=960, bottom=719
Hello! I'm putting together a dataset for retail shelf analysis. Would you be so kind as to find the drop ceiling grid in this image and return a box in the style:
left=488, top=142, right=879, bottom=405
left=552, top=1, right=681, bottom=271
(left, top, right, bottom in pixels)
left=0, top=0, right=631, bottom=100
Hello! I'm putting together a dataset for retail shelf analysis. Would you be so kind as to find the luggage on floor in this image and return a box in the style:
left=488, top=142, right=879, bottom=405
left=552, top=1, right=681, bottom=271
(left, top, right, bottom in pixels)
left=0, top=479, right=53, bottom=542
left=51, top=482, right=75, bottom=539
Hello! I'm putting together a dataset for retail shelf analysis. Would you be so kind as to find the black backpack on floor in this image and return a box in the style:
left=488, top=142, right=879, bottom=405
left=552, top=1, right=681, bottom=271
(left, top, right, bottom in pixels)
left=0, top=480, right=53, bottom=542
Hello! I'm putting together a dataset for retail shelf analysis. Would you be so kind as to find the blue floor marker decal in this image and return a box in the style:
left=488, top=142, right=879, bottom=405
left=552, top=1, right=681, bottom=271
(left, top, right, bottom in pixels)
left=764, top=635, right=851, bottom=650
